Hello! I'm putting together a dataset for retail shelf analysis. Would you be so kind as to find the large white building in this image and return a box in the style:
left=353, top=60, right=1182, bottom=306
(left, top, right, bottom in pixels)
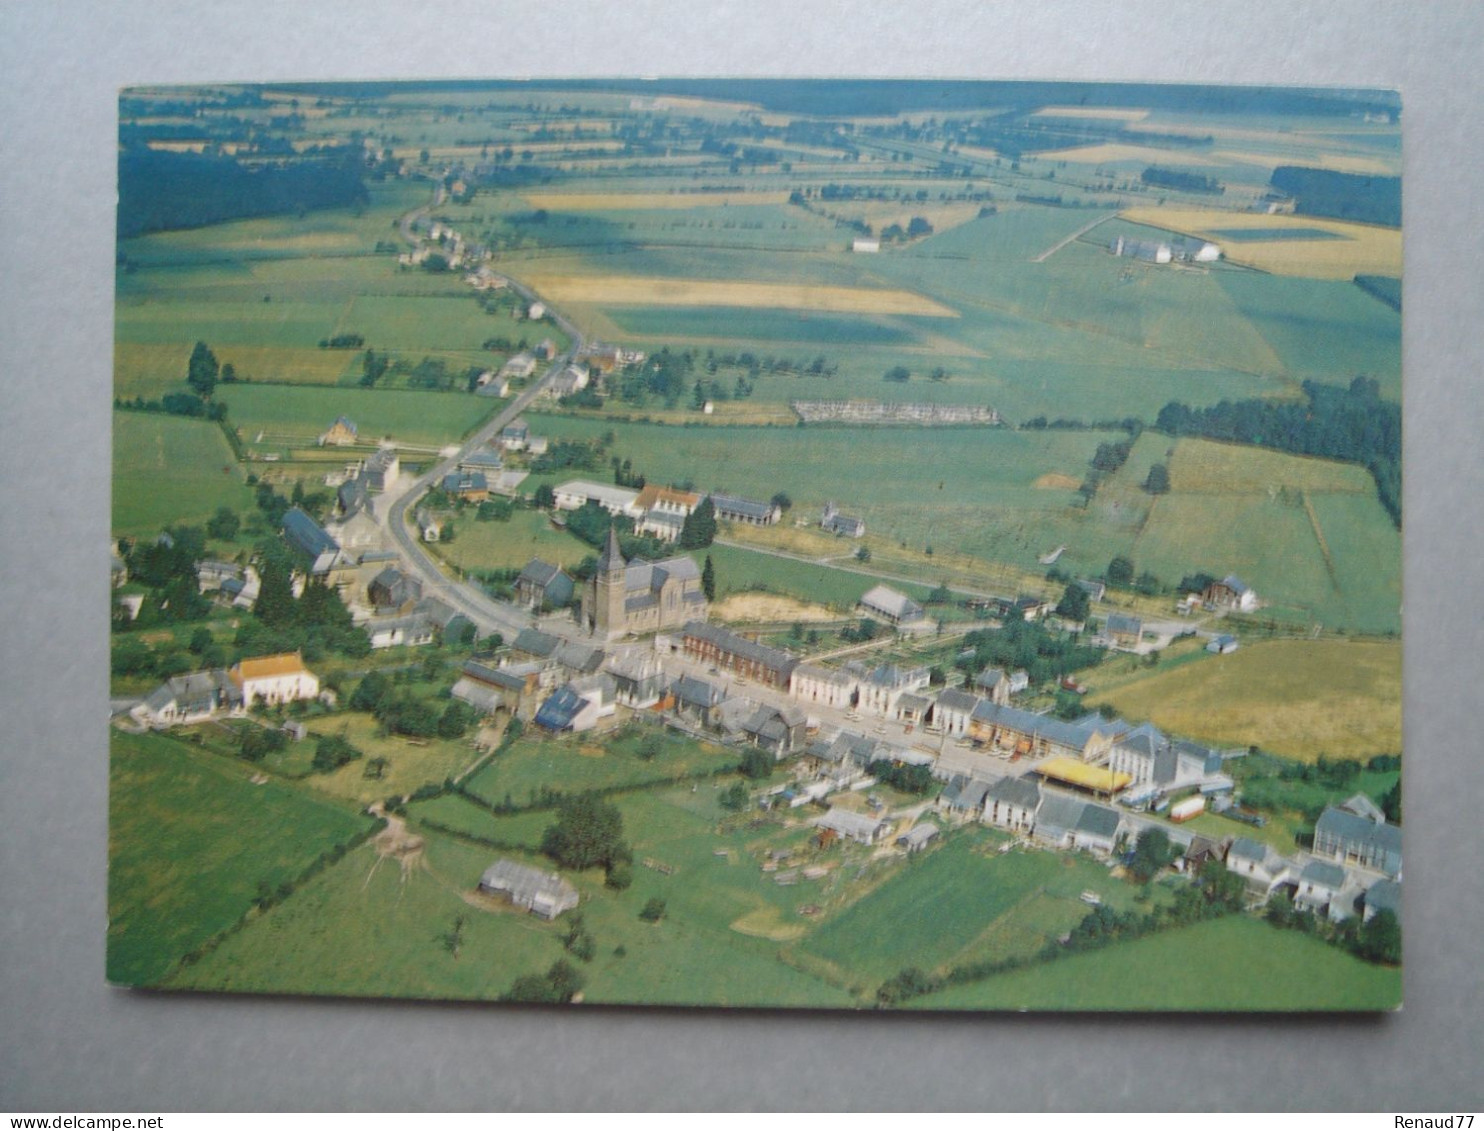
left=227, top=653, right=320, bottom=708
left=553, top=480, right=641, bottom=517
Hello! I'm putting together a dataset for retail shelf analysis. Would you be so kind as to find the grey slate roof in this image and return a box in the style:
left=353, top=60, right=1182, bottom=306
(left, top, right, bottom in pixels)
left=986, top=774, right=1041, bottom=811
left=478, top=858, right=577, bottom=912
left=709, top=493, right=777, bottom=522
left=682, top=621, right=797, bottom=678
left=1315, top=806, right=1403, bottom=872
left=1105, top=613, right=1143, bottom=636
left=1301, top=859, right=1348, bottom=890
left=512, top=628, right=561, bottom=659
left=1034, top=792, right=1087, bottom=838
left=1365, top=878, right=1402, bottom=917
left=971, top=700, right=1125, bottom=751
left=673, top=675, right=723, bottom=711
left=1074, top=803, right=1121, bottom=840
left=859, top=584, right=924, bottom=622
left=1227, top=837, right=1270, bottom=864
left=282, top=507, right=339, bottom=559
left=818, top=808, right=886, bottom=840
left=934, top=688, right=981, bottom=715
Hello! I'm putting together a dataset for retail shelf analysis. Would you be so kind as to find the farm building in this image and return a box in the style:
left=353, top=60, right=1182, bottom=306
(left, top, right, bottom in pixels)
left=1204, top=575, right=1259, bottom=613
left=709, top=493, right=781, bottom=526
left=1226, top=838, right=1295, bottom=896
left=1104, top=613, right=1143, bottom=650
left=820, top=501, right=865, bottom=538
left=228, top=653, right=319, bottom=708
left=478, top=858, right=579, bottom=920
left=682, top=621, right=797, bottom=688
left=852, top=238, right=881, bottom=253
left=533, top=675, right=616, bottom=734
left=897, top=824, right=939, bottom=852
left=816, top=807, right=889, bottom=845
left=582, top=529, right=708, bottom=640
left=451, top=660, right=541, bottom=717
left=1106, top=723, right=1230, bottom=794
left=1207, top=634, right=1240, bottom=654
left=361, top=448, right=400, bottom=493
left=930, top=687, right=982, bottom=736
left=968, top=701, right=1124, bottom=763
left=1032, top=794, right=1122, bottom=855
left=458, top=447, right=504, bottom=473
left=939, top=775, right=992, bottom=817
left=740, top=704, right=809, bottom=758
left=857, top=585, right=925, bottom=626
left=368, top=567, right=423, bottom=612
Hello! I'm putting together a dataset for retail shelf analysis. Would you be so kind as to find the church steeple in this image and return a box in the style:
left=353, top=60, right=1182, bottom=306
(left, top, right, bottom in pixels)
left=597, top=524, right=625, bottom=575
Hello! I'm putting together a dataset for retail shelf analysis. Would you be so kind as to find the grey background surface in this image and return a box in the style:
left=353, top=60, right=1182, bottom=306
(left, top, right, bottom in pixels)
left=2, top=0, right=1481, bottom=1112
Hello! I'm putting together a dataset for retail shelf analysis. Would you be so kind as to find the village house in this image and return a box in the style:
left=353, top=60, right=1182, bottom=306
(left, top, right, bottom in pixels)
left=499, top=353, right=537, bottom=381
left=602, top=649, right=667, bottom=709
left=498, top=418, right=531, bottom=451
left=1104, top=613, right=1143, bottom=651
left=1106, top=723, right=1231, bottom=797
left=442, top=471, right=490, bottom=502
left=318, top=416, right=358, bottom=447
left=228, top=652, right=320, bottom=708
left=361, top=447, right=400, bottom=493
left=740, top=703, right=809, bottom=759
left=849, top=662, right=931, bottom=718
left=1204, top=575, right=1259, bottom=613
left=857, top=584, right=925, bottom=627
left=789, top=663, right=856, bottom=709
left=367, top=567, right=424, bottom=613
left=670, top=675, right=725, bottom=728
left=1031, top=793, right=1122, bottom=855
left=939, top=775, right=993, bottom=818
left=363, top=612, right=437, bottom=650
left=633, top=485, right=701, bottom=544
left=478, top=858, right=579, bottom=920
left=1362, top=878, right=1402, bottom=924
left=682, top=622, right=797, bottom=689
left=582, top=529, right=708, bottom=640
left=510, top=628, right=563, bottom=663
left=1207, top=634, right=1240, bottom=654
left=820, top=501, right=866, bottom=538
left=474, top=371, right=511, bottom=398
left=458, top=447, right=504, bottom=474
left=513, top=559, right=575, bottom=611
left=547, top=364, right=590, bottom=398
left=1226, top=837, right=1295, bottom=897
left=1294, top=860, right=1351, bottom=921
left=534, top=674, right=617, bottom=734
left=708, top=493, right=781, bottom=527
left=130, top=669, right=242, bottom=728
left=984, top=775, right=1041, bottom=833
left=451, top=659, right=542, bottom=718
left=930, top=687, right=982, bottom=736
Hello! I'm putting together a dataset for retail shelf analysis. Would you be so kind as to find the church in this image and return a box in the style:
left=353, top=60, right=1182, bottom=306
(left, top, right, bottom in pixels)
left=582, top=527, right=708, bottom=640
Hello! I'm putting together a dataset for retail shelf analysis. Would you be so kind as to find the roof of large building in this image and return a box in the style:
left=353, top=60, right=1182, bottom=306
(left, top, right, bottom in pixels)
left=817, top=808, right=887, bottom=839
left=479, top=858, right=577, bottom=907
left=555, top=480, right=640, bottom=511
left=143, top=669, right=238, bottom=713
left=1074, top=802, right=1122, bottom=840
left=1315, top=806, right=1403, bottom=864
left=859, top=585, right=925, bottom=621
left=1033, top=792, right=1087, bottom=837
left=230, top=652, right=312, bottom=682
left=459, top=660, right=529, bottom=691
left=634, top=484, right=700, bottom=511
left=934, top=687, right=982, bottom=715
left=1105, top=613, right=1143, bottom=636
left=792, top=663, right=855, bottom=687
left=282, top=507, right=339, bottom=559
left=682, top=621, right=796, bottom=675
left=1300, top=860, right=1348, bottom=889
left=986, top=774, right=1042, bottom=810
left=1035, top=756, right=1132, bottom=794
left=709, top=493, right=778, bottom=521
left=971, top=701, right=1126, bottom=751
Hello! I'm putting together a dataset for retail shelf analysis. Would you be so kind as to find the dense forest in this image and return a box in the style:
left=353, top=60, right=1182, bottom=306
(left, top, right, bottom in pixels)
left=1155, top=378, right=1401, bottom=526
left=117, top=147, right=368, bottom=237
left=1270, top=166, right=1401, bottom=228
left=1141, top=166, right=1224, bottom=194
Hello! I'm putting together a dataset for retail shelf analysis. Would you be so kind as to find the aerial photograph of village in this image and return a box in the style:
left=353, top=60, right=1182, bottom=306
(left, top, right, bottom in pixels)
left=108, top=79, right=1402, bottom=1012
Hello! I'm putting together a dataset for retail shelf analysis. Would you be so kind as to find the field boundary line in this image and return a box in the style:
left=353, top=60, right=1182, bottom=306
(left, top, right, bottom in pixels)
left=1301, top=489, right=1341, bottom=591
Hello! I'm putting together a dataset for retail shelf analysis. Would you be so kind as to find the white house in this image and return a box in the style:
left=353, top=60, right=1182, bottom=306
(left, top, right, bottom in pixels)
left=552, top=480, right=641, bottom=517
left=227, top=653, right=320, bottom=708
left=789, top=663, right=856, bottom=709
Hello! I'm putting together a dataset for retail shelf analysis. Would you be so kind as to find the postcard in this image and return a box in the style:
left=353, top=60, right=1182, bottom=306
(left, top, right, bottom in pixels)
left=108, top=79, right=1402, bottom=1011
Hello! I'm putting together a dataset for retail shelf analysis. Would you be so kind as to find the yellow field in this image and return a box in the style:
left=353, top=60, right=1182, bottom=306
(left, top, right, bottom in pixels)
left=1039, top=143, right=1223, bottom=166
left=1086, top=638, right=1401, bottom=761
left=1117, top=207, right=1401, bottom=278
left=1168, top=438, right=1374, bottom=496
left=520, top=190, right=790, bottom=211
left=1033, top=106, right=1150, bottom=121
left=522, top=273, right=959, bottom=317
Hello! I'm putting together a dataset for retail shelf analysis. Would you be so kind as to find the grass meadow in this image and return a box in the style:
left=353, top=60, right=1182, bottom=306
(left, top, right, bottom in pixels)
left=112, top=411, right=256, bottom=536
left=108, top=730, right=374, bottom=986
left=224, top=384, right=499, bottom=449
left=906, top=915, right=1401, bottom=1011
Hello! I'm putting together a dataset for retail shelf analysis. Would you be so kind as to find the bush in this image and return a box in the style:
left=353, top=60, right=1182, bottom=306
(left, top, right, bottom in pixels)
left=639, top=898, right=667, bottom=923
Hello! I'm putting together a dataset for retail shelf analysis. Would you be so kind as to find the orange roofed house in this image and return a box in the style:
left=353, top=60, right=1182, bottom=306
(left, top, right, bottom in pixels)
left=228, top=652, right=320, bottom=708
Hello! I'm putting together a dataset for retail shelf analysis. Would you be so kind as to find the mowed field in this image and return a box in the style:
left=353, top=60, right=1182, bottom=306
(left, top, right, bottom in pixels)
left=798, top=831, right=1147, bottom=986
left=1119, top=207, right=1401, bottom=279
left=907, top=915, right=1400, bottom=1011
left=522, top=273, right=959, bottom=317
left=108, top=730, right=374, bottom=986
left=225, top=384, right=498, bottom=449
left=1086, top=638, right=1401, bottom=761
left=113, top=411, right=256, bottom=536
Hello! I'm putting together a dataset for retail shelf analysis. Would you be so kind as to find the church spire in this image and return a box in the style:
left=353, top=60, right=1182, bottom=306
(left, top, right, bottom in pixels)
left=597, top=524, right=625, bottom=575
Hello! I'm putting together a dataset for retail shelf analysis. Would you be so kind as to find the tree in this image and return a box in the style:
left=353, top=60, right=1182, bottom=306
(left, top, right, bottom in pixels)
left=533, top=483, right=556, bottom=509
left=206, top=507, right=240, bottom=541
left=1380, top=778, right=1401, bottom=824
left=701, top=554, right=716, bottom=602
left=639, top=898, right=667, bottom=923
left=437, top=700, right=476, bottom=739
left=770, top=492, right=793, bottom=512
left=541, top=794, right=629, bottom=872
left=1143, top=463, right=1171, bottom=494
left=187, top=341, right=219, bottom=398
left=1055, top=582, right=1090, bottom=622
left=855, top=546, right=871, bottom=563
left=1356, top=909, right=1401, bottom=964
left=1127, top=828, right=1177, bottom=883
left=738, top=747, right=774, bottom=780
left=349, top=670, right=391, bottom=713
left=907, top=215, right=933, bottom=237
left=1107, top=556, right=1135, bottom=586
left=884, top=365, right=911, bottom=383
left=719, top=781, right=751, bottom=811
left=678, top=497, right=717, bottom=550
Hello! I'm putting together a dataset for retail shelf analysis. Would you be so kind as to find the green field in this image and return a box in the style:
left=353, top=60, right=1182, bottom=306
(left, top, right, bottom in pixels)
left=223, top=383, right=498, bottom=449
left=607, top=304, right=925, bottom=346
left=1086, top=638, right=1402, bottom=762
left=430, top=508, right=591, bottom=574
left=800, top=831, right=1144, bottom=983
left=906, top=915, right=1401, bottom=1011
left=108, top=730, right=374, bottom=986
left=1211, top=227, right=1349, bottom=242
left=112, top=411, right=257, bottom=536
left=459, top=726, right=735, bottom=811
